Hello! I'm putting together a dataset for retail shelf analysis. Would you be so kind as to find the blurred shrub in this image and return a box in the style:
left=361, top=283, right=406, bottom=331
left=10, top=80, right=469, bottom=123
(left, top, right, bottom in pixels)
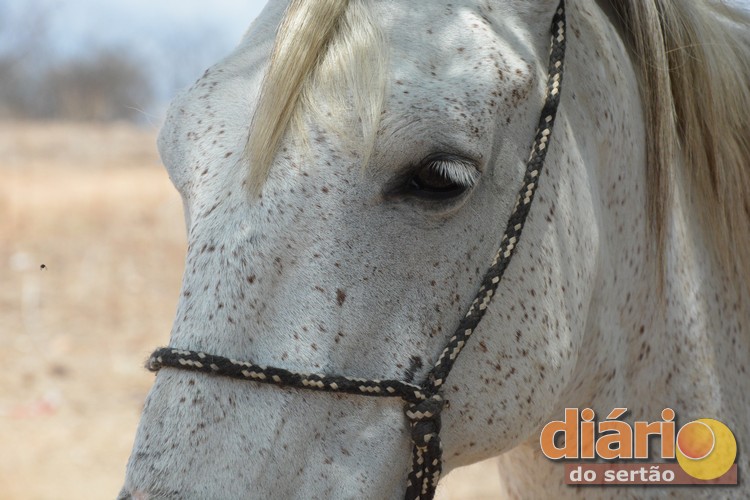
left=0, top=2, right=154, bottom=122
left=37, top=50, right=154, bottom=122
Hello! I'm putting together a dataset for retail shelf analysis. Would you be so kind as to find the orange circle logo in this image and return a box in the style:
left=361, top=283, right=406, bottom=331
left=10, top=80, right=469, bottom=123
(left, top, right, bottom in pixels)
left=676, top=419, right=736, bottom=480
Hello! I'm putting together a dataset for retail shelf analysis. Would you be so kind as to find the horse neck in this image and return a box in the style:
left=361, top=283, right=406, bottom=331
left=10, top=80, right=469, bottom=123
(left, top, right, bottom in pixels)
left=491, top=95, right=750, bottom=500
left=500, top=14, right=750, bottom=492
left=490, top=1, right=750, bottom=498
left=494, top=156, right=750, bottom=500
left=549, top=0, right=750, bottom=426
left=580, top=162, right=750, bottom=417
left=559, top=113, right=750, bottom=441
left=492, top=0, right=750, bottom=495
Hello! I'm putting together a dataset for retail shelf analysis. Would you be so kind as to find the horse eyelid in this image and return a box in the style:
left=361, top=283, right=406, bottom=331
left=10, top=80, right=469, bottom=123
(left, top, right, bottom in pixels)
left=426, top=159, right=481, bottom=187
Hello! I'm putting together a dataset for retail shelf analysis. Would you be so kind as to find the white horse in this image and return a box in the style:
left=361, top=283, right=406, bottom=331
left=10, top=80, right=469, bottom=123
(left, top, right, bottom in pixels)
left=120, top=0, right=750, bottom=498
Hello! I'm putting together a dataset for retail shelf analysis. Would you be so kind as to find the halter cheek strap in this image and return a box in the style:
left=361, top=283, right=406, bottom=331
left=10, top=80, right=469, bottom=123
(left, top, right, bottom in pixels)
left=147, top=2, right=566, bottom=498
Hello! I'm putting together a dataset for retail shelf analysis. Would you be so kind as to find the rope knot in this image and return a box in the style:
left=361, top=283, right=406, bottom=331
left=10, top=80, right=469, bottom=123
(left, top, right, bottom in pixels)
left=404, top=394, right=445, bottom=499
left=404, top=394, right=444, bottom=448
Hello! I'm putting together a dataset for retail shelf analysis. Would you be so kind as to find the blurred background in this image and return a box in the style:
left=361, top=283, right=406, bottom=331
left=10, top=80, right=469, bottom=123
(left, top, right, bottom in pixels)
left=3, top=0, right=748, bottom=498
left=0, top=0, right=500, bottom=498
left=0, top=0, right=267, bottom=123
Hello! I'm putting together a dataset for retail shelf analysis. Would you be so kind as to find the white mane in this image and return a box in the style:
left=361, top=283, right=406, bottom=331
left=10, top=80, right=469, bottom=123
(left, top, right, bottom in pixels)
left=245, top=0, right=386, bottom=193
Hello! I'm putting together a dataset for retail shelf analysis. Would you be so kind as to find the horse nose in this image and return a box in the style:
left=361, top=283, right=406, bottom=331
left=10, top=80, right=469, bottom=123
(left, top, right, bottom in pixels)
left=117, top=488, right=149, bottom=500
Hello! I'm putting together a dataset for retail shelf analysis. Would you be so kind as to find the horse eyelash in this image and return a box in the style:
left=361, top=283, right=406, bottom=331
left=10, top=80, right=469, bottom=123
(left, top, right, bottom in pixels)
left=427, top=159, right=481, bottom=187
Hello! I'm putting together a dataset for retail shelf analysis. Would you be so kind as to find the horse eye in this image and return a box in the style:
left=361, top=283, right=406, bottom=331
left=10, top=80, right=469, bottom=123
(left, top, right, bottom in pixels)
left=406, top=160, right=478, bottom=200
left=410, top=167, right=462, bottom=193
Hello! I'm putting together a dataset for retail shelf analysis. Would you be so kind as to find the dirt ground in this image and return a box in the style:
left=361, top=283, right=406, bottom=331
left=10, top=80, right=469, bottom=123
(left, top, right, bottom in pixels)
left=0, top=122, right=502, bottom=499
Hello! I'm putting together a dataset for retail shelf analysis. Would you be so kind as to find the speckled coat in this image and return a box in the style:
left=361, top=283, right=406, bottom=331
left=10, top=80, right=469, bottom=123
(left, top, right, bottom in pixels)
left=120, top=0, right=750, bottom=498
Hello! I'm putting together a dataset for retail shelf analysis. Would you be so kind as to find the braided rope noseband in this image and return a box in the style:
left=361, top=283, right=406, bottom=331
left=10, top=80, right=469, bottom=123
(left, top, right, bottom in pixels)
left=147, top=3, right=566, bottom=499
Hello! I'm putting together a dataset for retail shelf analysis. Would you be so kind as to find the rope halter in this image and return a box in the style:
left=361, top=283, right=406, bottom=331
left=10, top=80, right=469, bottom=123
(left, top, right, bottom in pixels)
left=147, top=2, right=567, bottom=499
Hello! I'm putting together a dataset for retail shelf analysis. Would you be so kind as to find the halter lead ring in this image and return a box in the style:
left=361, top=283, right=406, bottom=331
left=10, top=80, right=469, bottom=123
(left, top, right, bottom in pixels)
left=148, top=3, right=566, bottom=499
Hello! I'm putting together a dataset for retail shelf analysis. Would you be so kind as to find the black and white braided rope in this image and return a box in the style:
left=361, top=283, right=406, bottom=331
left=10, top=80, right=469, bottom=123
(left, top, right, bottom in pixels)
left=147, top=348, right=429, bottom=403
left=147, top=2, right=566, bottom=499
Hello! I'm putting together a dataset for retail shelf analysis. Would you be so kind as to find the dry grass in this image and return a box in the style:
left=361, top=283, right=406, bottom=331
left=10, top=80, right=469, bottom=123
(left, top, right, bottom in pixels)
left=0, top=121, right=183, bottom=499
left=0, top=121, right=500, bottom=499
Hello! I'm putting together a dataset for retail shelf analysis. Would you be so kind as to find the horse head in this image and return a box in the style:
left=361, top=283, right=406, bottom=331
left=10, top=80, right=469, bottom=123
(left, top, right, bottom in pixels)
left=120, top=0, right=750, bottom=498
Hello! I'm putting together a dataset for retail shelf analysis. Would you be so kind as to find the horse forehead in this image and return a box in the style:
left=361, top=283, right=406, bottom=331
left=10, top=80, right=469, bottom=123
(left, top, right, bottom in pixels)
left=380, top=1, right=544, bottom=110
left=382, top=0, right=544, bottom=59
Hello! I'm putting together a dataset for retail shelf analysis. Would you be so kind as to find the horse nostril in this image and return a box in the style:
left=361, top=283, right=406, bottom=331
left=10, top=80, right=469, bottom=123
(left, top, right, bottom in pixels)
left=116, top=488, right=132, bottom=500
left=117, top=489, right=151, bottom=500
